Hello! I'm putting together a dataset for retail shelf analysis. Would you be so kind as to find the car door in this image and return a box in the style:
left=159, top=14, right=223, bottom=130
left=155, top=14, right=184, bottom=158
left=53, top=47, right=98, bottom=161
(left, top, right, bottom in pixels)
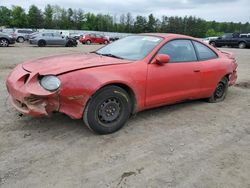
left=90, top=34, right=97, bottom=43
left=51, top=33, right=65, bottom=45
left=192, top=40, right=222, bottom=96
left=43, top=33, right=53, bottom=45
left=95, top=34, right=102, bottom=43
left=146, top=39, right=202, bottom=108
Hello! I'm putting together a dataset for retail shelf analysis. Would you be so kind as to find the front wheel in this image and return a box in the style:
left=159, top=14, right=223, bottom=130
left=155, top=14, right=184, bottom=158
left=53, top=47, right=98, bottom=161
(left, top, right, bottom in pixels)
left=38, top=40, right=46, bottom=47
left=210, top=42, right=216, bottom=47
left=0, top=38, right=9, bottom=47
left=66, top=40, right=73, bottom=47
left=208, top=77, right=229, bottom=103
left=83, top=86, right=131, bottom=134
left=86, top=40, right=91, bottom=45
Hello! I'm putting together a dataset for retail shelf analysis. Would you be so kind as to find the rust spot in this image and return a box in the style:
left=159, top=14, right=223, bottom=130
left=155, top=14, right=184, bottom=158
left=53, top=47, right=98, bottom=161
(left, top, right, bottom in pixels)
left=67, top=95, right=85, bottom=100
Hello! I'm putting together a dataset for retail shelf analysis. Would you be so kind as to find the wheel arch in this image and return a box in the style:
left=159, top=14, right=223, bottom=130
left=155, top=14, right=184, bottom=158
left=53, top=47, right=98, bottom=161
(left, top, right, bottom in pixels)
left=92, top=82, right=138, bottom=114
left=238, top=40, right=246, bottom=44
left=0, top=37, right=10, bottom=43
left=38, top=39, right=46, bottom=44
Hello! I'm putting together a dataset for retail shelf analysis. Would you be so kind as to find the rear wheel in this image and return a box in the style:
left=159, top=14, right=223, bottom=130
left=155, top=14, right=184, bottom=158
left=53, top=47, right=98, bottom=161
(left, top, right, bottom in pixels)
left=239, top=42, right=246, bottom=49
left=38, top=40, right=46, bottom=47
left=0, top=38, right=9, bottom=47
left=17, top=37, right=25, bottom=43
left=83, top=86, right=131, bottom=134
left=208, top=77, right=229, bottom=103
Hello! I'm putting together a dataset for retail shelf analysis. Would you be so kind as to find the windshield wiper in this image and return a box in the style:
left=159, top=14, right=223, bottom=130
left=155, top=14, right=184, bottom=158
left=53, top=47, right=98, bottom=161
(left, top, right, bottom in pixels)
left=99, top=53, right=124, bottom=59
left=91, top=51, right=124, bottom=59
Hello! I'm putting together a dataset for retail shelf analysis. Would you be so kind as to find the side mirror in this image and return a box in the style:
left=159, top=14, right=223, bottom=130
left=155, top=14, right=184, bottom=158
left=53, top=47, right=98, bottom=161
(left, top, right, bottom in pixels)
left=154, top=54, right=170, bottom=65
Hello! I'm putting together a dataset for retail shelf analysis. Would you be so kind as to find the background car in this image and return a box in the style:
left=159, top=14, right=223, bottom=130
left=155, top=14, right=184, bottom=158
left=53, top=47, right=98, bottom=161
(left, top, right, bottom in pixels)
left=69, top=32, right=84, bottom=40
left=29, top=32, right=77, bottom=47
left=13, top=29, right=34, bottom=43
left=79, top=33, right=109, bottom=44
left=0, top=32, right=16, bottom=47
left=209, top=33, right=250, bottom=48
left=6, top=34, right=238, bottom=134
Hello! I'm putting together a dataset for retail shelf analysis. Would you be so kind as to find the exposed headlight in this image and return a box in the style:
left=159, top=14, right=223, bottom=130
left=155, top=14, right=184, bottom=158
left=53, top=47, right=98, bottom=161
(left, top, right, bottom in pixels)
left=40, top=75, right=61, bottom=91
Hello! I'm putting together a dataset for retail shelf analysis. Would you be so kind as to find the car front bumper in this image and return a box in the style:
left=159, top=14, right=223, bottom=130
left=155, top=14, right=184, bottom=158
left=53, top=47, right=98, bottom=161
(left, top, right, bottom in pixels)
left=9, top=38, right=16, bottom=44
left=6, top=65, right=59, bottom=117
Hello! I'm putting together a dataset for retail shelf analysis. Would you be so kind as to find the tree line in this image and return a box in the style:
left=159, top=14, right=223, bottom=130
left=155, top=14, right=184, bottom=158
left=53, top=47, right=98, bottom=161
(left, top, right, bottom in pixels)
left=1, top=5, right=250, bottom=38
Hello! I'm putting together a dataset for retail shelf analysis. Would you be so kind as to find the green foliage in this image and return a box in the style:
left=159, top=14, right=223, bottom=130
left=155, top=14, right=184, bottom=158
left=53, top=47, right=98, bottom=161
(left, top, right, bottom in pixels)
left=0, top=6, right=12, bottom=26
left=0, top=4, right=250, bottom=37
left=206, top=29, right=224, bottom=37
left=44, top=4, right=53, bottom=29
left=28, top=5, right=43, bottom=28
left=10, top=6, right=27, bottom=28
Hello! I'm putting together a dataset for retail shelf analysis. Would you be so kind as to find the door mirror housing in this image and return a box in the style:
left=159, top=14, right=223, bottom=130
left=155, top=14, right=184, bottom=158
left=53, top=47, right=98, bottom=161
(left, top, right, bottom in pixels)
left=154, top=54, right=170, bottom=65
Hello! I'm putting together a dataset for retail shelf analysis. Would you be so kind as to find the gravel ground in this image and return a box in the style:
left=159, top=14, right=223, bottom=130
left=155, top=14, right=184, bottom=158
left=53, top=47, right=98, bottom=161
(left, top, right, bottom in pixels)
left=0, top=43, right=250, bottom=188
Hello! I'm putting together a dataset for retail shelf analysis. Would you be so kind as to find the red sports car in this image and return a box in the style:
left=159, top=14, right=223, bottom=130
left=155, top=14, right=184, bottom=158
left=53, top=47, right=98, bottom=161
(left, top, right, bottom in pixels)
left=79, top=34, right=109, bottom=45
left=6, top=34, right=238, bottom=134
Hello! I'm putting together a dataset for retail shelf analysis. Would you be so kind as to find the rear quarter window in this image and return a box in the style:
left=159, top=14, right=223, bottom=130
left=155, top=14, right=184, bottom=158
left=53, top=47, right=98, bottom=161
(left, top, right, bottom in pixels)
left=193, top=41, right=218, bottom=61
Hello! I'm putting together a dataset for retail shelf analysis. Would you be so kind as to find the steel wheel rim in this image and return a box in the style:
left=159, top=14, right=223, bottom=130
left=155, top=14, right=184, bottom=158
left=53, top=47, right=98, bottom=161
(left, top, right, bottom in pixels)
left=98, top=98, right=121, bottom=124
left=215, top=82, right=225, bottom=99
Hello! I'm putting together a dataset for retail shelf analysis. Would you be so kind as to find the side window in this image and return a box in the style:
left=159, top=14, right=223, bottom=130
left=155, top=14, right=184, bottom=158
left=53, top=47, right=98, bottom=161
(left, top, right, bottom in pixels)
left=193, top=41, right=218, bottom=60
left=43, top=33, right=53, bottom=37
left=158, top=40, right=197, bottom=63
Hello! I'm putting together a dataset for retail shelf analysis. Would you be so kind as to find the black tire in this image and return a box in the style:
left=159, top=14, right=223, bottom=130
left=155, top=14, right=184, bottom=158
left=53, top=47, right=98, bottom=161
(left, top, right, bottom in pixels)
left=208, top=77, right=229, bottom=103
left=0, top=38, right=9, bottom=47
left=86, top=40, right=91, bottom=45
left=239, top=42, right=246, bottom=49
left=66, top=40, right=73, bottom=47
left=83, top=86, right=132, bottom=134
left=17, top=37, right=25, bottom=43
left=38, top=40, right=46, bottom=47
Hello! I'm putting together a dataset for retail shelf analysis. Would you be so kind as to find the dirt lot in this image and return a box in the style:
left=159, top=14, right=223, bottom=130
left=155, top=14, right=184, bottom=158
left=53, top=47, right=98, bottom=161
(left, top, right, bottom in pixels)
left=0, top=43, right=250, bottom=188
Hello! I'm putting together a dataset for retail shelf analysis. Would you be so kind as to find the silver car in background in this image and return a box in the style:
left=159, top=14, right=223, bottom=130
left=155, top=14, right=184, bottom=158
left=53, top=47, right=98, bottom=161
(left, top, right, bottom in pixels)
left=0, top=32, right=16, bottom=47
left=29, top=32, right=78, bottom=47
left=13, top=29, right=34, bottom=43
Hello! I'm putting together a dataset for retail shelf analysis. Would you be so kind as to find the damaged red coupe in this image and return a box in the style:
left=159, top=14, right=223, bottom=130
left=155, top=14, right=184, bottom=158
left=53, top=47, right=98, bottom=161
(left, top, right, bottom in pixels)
left=6, top=34, right=238, bottom=134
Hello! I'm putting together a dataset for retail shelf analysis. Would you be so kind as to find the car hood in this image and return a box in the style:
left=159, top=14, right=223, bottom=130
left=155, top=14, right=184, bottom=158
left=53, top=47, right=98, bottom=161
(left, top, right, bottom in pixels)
left=22, top=53, right=132, bottom=75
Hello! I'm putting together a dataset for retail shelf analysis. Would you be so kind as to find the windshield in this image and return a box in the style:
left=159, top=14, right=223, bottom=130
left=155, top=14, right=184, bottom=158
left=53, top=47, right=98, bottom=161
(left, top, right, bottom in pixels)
left=96, top=35, right=163, bottom=60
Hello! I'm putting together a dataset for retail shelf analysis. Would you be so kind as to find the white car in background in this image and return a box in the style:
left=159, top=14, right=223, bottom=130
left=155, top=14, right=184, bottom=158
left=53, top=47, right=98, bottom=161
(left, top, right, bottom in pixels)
left=200, top=37, right=218, bottom=44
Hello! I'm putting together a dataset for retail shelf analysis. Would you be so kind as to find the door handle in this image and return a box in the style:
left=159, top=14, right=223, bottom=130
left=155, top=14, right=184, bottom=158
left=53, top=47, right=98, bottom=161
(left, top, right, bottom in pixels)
left=194, top=70, right=200, bottom=73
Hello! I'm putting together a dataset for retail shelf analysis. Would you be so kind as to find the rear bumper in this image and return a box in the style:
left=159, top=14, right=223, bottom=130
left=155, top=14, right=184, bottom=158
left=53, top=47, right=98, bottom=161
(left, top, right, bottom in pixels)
left=229, top=70, right=237, bottom=86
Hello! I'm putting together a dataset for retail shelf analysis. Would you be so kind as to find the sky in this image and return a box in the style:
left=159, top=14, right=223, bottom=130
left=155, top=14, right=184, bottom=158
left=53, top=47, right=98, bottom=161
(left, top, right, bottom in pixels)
left=1, top=0, right=250, bottom=23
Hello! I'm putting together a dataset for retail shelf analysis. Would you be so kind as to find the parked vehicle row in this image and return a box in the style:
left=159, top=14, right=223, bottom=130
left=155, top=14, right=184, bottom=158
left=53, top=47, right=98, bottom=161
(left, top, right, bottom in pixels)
left=0, top=29, right=115, bottom=47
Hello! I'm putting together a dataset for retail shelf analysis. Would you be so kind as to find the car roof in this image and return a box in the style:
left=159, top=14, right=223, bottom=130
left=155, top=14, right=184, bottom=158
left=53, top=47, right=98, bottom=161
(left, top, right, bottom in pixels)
left=139, top=33, right=196, bottom=40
